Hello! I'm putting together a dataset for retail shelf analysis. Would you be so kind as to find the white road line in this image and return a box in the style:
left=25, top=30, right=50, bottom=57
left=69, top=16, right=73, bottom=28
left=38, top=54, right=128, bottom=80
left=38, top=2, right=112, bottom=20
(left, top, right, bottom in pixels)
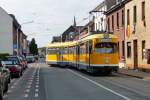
left=3, top=94, right=8, bottom=98
left=35, top=93, right=39, bottom=97
left=24, top=94, right=29, bottom=98
left=68, top=69, right=131, bottom=100
left=29, top=80, right=33, bottom=82
left=35, top=89, right=39, bottom=92
left=27, top=85, right=31, bottom=89
left=25, top=89, right=30, bottom=93
left=7, top=90, right=12, bottom=93
left=35, top=85, right=39, bottom=88
left=11, top=86, right=14, bottom=89
left=36, top=82, right=39, bottom=85
left=28, top=82, right=32, bottom=85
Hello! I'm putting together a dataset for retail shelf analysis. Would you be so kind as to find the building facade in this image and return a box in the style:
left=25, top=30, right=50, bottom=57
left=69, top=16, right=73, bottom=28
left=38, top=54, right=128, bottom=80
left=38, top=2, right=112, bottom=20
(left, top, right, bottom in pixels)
left=106, top=0, right=126, bottom=66
left=91, top=1, right=107, bottom=32
left=0, top=7, right=13, bottom=55
left=125, top=0, right=150, bottom=70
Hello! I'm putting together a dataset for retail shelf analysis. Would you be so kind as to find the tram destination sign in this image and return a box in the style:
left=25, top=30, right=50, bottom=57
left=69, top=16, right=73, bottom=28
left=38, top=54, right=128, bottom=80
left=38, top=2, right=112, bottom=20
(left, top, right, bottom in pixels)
left=101, top=38, right=112, bottom=42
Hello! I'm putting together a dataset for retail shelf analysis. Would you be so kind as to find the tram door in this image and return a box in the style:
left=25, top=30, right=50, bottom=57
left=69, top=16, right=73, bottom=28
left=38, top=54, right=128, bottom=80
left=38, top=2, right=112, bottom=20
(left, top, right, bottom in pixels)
left=88, top=40, right=92, bottom=66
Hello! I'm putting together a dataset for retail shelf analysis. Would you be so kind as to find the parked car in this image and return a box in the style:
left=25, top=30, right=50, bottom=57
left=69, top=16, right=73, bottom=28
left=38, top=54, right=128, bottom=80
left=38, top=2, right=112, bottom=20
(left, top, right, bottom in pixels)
left=26, top=55, right=35, bottom=63
left=1, top=60, right=22, bottom=78
left=19, top=56, right=27, bottom=70
left=6, top=56, right=24, bottom=72
left=0, top=60, right=11, bottom=100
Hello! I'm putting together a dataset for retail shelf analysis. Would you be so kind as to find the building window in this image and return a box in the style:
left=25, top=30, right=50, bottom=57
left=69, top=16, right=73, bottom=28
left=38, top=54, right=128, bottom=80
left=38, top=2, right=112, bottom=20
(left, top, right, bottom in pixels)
left=142, top=1, right=145, bottom=21
left=107, top=18, right=110, bottom=32
left=112, top=15, right=114, bottom=31
left=122, top=41, right=125, bottom=57
left=95, top=23, right=97, bottom=31
left=133, top=6, right=137, bottom=23
left=122, top=10, right=124, bottom=26
left=142, top=40, right=145, bottom=59
left=117, top=12, right=119, bottom=29
left=127, top=42, right=131, bottom=58
left=127, top=9, right=130, bottom=25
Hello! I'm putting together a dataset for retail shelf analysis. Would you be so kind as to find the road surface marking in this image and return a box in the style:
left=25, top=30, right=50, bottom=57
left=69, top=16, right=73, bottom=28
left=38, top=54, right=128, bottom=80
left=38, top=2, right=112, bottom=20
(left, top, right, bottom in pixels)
left=27, top=85, right=31, bottom=89
left=24, top=94, right=29, bottom=98
left=68, top=69, right=131, bottom=100
left=35, top=89, right=39, bottom=92
left=7, top=90, right=12, bottom=93
left=35, top=85, right=39, bottom=88
left=25, top=89, right=30, bottom=93
left=28, top=82, right=32, bottom=85
left=11, top=86, right=14, bottom=89
left=36, top=82, right=39, bottom=85
left=3, top=94, right=8, bottom=98
left=35, top=93, right=39, bottom=97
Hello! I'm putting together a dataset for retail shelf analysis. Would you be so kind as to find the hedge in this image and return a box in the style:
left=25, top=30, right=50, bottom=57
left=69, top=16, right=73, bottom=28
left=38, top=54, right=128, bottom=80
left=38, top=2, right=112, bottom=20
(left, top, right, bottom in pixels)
left=0, top=53, right=9, bottom=60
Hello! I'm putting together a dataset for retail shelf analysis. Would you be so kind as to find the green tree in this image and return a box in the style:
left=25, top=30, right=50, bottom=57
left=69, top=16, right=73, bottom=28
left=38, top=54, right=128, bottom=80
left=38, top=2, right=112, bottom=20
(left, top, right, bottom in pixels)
left=29, top=38, right=38, bottom=55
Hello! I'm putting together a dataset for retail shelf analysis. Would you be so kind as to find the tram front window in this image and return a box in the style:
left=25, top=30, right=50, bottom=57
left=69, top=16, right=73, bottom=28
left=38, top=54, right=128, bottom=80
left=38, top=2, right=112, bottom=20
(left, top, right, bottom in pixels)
left=48, top=48, right=57, bottom=54
left=95, top=42, right=117, bottom=54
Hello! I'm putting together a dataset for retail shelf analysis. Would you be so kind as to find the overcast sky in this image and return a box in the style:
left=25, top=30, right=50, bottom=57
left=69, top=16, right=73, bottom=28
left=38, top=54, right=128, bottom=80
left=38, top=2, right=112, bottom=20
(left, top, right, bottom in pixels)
left=0, top=0, right=102, bottom=47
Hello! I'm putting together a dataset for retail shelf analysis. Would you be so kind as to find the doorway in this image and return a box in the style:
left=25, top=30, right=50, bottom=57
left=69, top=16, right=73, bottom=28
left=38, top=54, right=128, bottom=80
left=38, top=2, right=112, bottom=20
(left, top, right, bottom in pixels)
left=133, top=40, right=138, bottom=69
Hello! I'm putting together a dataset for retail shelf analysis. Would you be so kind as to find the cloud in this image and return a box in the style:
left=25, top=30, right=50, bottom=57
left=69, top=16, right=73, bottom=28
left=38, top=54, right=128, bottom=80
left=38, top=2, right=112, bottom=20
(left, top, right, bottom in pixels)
left=0, top=0, right=102, bottom=47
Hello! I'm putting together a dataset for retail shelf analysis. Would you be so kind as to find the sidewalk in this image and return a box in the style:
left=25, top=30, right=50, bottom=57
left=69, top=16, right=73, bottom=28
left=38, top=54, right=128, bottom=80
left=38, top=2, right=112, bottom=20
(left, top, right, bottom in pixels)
left=118, top=68, right=150, bottom=81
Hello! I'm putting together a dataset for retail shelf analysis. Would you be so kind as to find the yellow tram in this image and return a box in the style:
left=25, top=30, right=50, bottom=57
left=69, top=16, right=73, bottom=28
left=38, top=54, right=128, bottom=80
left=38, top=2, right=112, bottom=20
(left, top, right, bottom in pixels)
left=46, top=33, right=119, bottom=74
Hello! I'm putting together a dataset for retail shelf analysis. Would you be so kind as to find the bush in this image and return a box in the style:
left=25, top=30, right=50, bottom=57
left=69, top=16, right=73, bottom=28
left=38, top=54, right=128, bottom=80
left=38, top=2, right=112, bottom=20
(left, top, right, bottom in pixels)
left=0, top=53, right=9, bottom=60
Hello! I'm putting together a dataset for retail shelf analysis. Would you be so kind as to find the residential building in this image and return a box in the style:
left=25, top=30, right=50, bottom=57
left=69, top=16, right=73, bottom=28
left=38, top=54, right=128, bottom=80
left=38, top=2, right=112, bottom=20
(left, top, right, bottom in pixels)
left=0, top=7, right=13, bottom=55
left=51, top=36, right=61, bottom=43
left=62, top=25, right=83, bottom=42
left=125, top=0, right=150, bottom=70
left=9, top=14, right=22, bottom=55
left=105, top=0, right=116, bottom=10
left=106, top=0, right=129, bottom=66
left=91, top=1, right=107, bottom=32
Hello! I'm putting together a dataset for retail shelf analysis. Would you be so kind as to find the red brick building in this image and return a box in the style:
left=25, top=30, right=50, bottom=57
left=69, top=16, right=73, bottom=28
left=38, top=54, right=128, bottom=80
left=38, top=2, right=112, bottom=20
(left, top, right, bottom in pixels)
left=106, top=1, right=126, bottom=64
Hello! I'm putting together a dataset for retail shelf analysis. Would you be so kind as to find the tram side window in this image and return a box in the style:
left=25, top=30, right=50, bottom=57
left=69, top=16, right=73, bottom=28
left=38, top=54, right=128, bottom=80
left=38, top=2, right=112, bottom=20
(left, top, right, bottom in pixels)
left=80, top=43, right=86, bottom=54
left=63, top=48, right=68, bottom=54
left=95, top=42, right=117, bottom=54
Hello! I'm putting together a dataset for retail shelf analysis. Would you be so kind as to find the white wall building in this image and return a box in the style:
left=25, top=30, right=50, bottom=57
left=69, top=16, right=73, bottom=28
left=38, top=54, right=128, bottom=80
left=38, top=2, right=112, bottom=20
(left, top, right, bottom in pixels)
left=92, top=1, right=107, bottom=32
left=0, top=7, right=13, bottom=55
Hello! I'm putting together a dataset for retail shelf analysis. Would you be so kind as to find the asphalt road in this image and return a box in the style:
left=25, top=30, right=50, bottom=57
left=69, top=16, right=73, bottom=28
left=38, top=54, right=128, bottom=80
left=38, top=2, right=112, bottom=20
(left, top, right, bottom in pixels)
left=3, top=60, right=150, bottom=100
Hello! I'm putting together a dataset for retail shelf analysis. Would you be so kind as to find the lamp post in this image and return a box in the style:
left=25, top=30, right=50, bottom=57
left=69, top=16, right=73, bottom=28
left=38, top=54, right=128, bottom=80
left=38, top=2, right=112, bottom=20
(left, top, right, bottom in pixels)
left=16, top=21, right=34, bottom=55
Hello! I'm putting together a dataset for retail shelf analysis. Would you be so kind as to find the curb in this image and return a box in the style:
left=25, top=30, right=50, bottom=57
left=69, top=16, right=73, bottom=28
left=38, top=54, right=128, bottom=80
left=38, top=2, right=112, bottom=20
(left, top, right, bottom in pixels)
left=118, top=72, right=143, bottom=79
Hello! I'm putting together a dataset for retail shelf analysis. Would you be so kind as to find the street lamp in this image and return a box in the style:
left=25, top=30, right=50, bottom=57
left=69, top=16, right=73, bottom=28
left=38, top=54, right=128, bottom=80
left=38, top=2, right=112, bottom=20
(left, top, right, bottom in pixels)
left=16, top=20, right=34, bottom=55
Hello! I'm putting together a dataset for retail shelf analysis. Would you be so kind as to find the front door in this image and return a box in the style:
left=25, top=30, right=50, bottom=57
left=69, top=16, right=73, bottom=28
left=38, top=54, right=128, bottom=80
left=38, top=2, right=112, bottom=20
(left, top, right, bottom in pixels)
left=133, top=40, right=138, bottom=69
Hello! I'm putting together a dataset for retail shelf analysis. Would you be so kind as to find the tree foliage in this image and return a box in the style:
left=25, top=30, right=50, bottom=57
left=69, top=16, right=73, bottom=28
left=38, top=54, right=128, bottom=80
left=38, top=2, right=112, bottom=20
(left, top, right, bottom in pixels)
left=29, top=38, right=38, bottom=55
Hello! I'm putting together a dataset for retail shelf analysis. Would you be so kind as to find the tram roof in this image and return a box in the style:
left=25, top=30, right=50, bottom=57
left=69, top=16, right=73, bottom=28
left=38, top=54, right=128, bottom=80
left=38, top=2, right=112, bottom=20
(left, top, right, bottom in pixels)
left=47, top=41, right=78, bottom=48
left=79, top=33, right=118, bottom=42
left=47, top=34, right=118, bottom=48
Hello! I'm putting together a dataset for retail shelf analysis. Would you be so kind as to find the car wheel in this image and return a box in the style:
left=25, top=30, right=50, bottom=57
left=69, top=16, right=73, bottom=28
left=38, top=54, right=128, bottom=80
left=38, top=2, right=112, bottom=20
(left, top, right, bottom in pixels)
left=0, top=93, right=3, bottom=100
left=20, top=71, right=23, bottom=76
left=0, top=87, right=3, bottom=100
left=8, top=77, right=11, bottom=83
